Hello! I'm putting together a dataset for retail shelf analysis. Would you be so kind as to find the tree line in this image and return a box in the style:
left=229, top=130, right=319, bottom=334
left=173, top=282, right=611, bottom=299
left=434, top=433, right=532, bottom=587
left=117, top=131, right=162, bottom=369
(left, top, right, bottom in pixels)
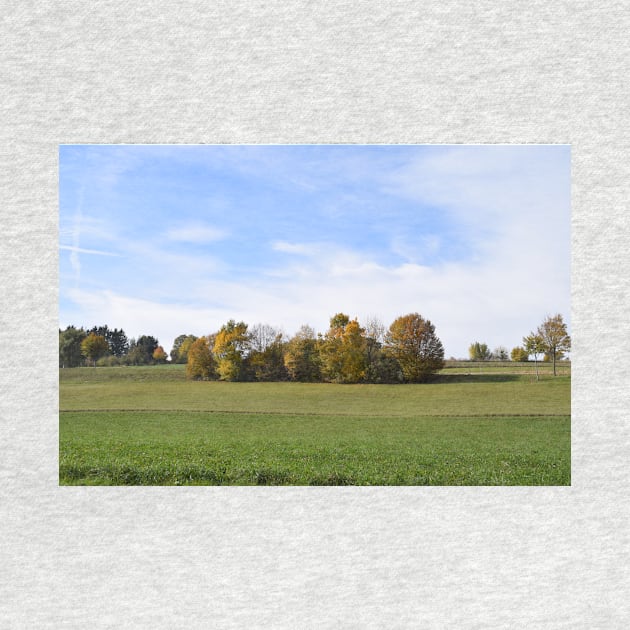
left=59, top=313, right=445, bottom=383
left=467, top=314, right=571, bottom=377
left=59, top=312, right=570, bottom=382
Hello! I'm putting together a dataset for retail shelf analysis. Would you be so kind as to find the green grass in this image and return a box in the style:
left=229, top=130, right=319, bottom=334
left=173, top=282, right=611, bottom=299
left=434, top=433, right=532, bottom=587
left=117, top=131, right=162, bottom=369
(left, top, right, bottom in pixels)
left=59, top=366, right=571, bottom=486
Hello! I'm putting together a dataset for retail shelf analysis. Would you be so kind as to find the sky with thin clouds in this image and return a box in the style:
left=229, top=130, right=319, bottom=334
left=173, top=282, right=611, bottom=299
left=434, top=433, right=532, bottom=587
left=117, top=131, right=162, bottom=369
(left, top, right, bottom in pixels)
left=59, top=144, right=571, bottom=358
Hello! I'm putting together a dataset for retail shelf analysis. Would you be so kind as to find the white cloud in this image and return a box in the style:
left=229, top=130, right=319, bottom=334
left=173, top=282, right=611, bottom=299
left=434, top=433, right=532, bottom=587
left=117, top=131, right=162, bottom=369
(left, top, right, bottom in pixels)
left=271, top=241, right=314, bottom=255
left=60, top=146, right=570, bottom=358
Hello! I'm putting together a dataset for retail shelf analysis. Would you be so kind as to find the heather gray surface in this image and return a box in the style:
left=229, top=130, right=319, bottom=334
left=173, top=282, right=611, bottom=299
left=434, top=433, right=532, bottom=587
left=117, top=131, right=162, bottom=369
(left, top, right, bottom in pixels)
left=1, top=2, right=629, bottom=628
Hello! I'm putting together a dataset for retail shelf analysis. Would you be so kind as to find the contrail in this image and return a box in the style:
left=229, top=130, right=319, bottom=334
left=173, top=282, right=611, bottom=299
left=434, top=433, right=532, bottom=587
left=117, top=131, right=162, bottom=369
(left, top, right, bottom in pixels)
left=70, top=186, right=84, bottom=285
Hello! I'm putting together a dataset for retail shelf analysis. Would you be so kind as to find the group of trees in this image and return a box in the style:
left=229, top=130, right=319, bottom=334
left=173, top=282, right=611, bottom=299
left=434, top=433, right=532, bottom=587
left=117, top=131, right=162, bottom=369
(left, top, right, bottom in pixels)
left=468, top=342, right=508, bottom=362
left=60, top=313, right=570, bottom=381
left=468, top=314, right=571, bottom=377
left=185, top=313, right=444, bottom=384
left=59, top=325, right=167, bottom=368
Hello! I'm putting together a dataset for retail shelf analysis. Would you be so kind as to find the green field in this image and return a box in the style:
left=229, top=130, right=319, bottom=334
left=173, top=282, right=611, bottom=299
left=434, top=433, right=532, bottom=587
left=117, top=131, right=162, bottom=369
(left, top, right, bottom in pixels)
left=59, top=364, right=571, bottom=486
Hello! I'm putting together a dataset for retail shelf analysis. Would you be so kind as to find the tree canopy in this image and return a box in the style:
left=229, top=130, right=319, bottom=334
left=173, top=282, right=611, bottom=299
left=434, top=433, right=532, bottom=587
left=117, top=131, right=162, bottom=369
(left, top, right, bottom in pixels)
left=384, top=313, right=444, bottom=383
left=535, top=314, right=571, bottom=376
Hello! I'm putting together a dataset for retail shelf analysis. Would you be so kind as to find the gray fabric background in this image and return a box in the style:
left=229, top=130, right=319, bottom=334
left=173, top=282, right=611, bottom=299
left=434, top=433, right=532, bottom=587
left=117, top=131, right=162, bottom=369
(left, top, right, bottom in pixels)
left=1, top=2, right=628, bottom=627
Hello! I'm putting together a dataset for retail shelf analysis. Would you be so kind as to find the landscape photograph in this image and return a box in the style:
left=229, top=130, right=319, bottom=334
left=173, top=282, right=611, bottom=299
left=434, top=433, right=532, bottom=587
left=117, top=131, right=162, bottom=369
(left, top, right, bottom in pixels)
left=59, top=144, right=571, bottom=486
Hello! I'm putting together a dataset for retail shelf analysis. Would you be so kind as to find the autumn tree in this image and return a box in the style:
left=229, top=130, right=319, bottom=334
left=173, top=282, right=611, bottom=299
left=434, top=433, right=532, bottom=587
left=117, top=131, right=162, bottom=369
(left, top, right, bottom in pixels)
left=320, top=314, right=367, bottom=383
left=536, top=314, right=571, bottom=376
left=468, top=341, right=491, bottom=361
left=523, top=333, right=545, bottom=381
left=510, top=346, right=529, bottom=362
left=186, top=336, right=217, bottom=380
left=284, top=325, right=322, bottom=382
left=81, top=333, right=109, bottom=367
left=213, top=320, right=251, bottom=381
left=170, top=334, right=198, bottom=363
left=385, top=313, right=444, bottom=383
left=492, top=346, right=509, bottom=361
left=59, top=326, right=87, bottom=367
left=152, top=346, right=168, bottom=363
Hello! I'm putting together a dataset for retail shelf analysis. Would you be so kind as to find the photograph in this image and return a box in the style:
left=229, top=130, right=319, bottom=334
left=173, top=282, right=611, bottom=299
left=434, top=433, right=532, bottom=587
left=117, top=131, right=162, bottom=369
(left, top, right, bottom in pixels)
left=59, top=144, right=571, bottom=485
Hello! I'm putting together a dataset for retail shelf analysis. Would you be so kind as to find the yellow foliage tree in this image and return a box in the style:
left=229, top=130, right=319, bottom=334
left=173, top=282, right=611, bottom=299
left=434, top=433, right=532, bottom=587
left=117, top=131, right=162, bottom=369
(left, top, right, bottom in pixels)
left=320, top=314, right=367, bottom=383
left=213, top=320, right=250, bottom=381
left=186, top=336, right=217, bottom=380
left=80, top=333, right=109, bottom=367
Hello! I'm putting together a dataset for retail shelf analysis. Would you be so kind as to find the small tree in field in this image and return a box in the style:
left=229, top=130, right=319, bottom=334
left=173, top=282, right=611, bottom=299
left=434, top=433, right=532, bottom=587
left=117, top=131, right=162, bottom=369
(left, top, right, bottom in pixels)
left=81, top=333, right=109, bottom=367
left=537, top=314, right=571, bottom=376
left=523, top=333, right=545, bottom=381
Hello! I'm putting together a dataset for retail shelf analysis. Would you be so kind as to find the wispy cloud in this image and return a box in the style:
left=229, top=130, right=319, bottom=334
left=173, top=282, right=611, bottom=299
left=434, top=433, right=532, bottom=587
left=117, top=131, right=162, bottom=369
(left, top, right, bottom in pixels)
left=60, top=245, right=120, bottom=256
left=271, top=241, right=315, bottom=255
left=165, top=223, right=229, bottom=243
left=59, top=145, right=570, bottom=357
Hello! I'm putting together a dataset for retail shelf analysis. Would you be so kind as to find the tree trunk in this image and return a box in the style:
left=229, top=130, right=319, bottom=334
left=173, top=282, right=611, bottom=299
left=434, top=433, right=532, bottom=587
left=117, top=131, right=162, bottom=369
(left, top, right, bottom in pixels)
left=552, top=347, right=556, bottom=376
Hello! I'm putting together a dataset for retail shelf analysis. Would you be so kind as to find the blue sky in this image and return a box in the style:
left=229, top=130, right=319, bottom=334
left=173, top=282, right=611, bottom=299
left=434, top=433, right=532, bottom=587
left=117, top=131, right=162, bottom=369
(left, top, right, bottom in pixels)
left=59, top=144, right=571, bottom=358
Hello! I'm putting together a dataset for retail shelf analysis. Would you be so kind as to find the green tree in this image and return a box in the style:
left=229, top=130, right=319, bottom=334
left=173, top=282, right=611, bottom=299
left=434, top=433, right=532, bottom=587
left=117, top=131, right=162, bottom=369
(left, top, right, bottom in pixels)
left=536, top=314, right=571, bottom=376
left=81, top=333, right=109, bottom=367
left=468, top=341, right=491, bottom=361
left=385, top=313, right=444, bottom=383
left=213, top=320, right=251, bottom=381
left=59, top=326, right=87, bottom=367
left=284, top=325, right=322, bottom=382
left=134, top=335, right=159, bottom=364
left=186, top=336, right=217, bottom=380
left=87, top=325, right=129, bottom=357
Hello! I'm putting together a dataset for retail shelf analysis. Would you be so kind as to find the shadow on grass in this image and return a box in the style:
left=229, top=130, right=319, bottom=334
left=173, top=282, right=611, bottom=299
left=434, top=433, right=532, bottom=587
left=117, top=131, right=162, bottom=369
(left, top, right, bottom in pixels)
left=435, top=373, right=523, bottom=384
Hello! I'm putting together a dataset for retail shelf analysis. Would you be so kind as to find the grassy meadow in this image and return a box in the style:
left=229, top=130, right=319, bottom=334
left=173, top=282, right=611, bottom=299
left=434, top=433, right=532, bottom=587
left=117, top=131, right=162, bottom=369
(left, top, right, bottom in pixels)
left=59, top=363, right=570, bottom=486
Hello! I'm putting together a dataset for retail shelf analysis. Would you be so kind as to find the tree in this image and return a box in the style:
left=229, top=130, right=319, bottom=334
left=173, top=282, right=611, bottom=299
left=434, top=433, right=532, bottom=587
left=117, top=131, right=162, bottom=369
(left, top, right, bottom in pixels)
left=81, top=333, right=109, bottom=367
left=284, top=325, right=322, bottom=382
left=523, top=333, right=545, bottom=381
left=468, top=341, right=491, bottom=361
left=363, top=316, right=401, bottom=383
left=186, top=336, right=217, bottom=380
left=492, top=346, right=508, bottom=361
left=510, top=346, right=529, bottom=362
left=385, top=313, right=444, bottom=383
left=152, top=346, right=168, bottom=363
left=59, top=326, right=87, bottom=367
left=536, top=314, right=571, bottom=376
left=320, top=315, right=367, bottom=383
left=248, top=326, right=288, bottom=382
left=170, top=334, right=198, bottom=363
left=87, top=325, right=129, bottom=357
left=135, top=335, right=159, bottom=364
left=213, top=320, right=251, bottom=381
